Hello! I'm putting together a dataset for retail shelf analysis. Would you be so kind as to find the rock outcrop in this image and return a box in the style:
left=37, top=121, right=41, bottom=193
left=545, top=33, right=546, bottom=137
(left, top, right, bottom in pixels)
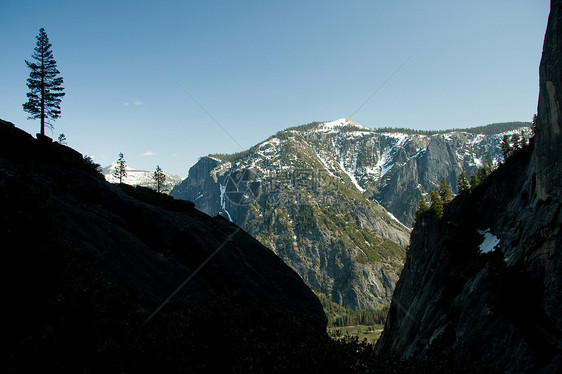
left=0, top=119, right=327, bottom=372
left=376, top=2, right=562, bottom=372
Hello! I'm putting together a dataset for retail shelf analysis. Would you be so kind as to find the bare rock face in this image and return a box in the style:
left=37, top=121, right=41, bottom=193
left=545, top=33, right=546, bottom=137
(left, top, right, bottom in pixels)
left=172, top=148, right=412, bottom=311
left=376, top=2, right=562, bottom=372
left=536, top=0, right=562, bottom=202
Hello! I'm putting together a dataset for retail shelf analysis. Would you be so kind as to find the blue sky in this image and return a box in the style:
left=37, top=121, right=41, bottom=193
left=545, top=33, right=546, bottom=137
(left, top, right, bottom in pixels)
left=0, top=0, right=550, bottom=177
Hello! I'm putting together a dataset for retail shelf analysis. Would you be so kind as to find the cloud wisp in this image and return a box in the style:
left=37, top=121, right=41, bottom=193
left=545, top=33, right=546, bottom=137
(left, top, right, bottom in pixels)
left=124, top=98, right=144, bottom=106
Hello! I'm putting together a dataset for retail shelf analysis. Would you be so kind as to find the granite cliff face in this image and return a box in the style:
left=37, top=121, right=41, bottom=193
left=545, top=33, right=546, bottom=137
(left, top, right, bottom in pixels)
left=376, top=2, right=562, bottom=372
left=173, top=123, right=411, bottom=311
left=172, top=120, right=529, bottom=312
left=0, top=119, right=327, bottom=372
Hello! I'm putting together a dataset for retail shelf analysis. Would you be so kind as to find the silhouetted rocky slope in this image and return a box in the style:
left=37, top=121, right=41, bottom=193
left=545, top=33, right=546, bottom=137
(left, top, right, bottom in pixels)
left=376, top=2, right=562, bottom=372
left=0, top=119, right=333, bottom=372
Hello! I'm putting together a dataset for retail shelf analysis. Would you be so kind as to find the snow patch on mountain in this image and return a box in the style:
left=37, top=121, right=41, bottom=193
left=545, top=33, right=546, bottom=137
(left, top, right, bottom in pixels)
left=219, top=183, right=233, bottom=221
left=340, top=157, right=365, bottom=192
left=316, top=118, right=370, bottom=133
left=478, top=229, right=500, bottom=253
left=313, top=147, right=336, bottom=177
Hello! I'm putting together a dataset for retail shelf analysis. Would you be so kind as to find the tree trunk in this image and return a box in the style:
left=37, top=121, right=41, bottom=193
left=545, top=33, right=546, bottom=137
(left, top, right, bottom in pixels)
left=40, top=55, right=45, bottom=137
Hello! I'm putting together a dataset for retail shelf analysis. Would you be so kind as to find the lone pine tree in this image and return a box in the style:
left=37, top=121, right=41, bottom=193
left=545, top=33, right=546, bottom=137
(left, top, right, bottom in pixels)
left=153, top=165, right=167, bottom=193
left=113, top=153, right=127, bottom=183
left=23, top=28, right=65, bottom=137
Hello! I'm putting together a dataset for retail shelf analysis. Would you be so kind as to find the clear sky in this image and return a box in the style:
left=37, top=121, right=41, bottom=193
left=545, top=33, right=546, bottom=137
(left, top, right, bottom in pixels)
left=0, top=0, right=550, bottom=177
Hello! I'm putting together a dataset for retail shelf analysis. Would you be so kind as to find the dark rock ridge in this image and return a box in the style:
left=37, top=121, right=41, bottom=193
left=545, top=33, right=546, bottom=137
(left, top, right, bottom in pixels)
left=376, top=2, right=562, bottom=372
left=171, top=120, right=529, bottom=312
left=0, top=119, right=327, bottom=371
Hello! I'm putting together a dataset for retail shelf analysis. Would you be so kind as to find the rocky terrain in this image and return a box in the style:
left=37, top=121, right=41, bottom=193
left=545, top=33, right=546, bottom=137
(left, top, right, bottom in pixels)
left=376, top=1, right=562, bottom=372
left=171, top=119, right=530, bottom=312
left=0, top=119, right=331, bottom=372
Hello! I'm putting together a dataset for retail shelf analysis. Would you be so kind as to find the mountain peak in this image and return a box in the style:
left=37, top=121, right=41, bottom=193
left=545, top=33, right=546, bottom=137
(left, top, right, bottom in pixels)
left=320, top=118, right=368, bottom=130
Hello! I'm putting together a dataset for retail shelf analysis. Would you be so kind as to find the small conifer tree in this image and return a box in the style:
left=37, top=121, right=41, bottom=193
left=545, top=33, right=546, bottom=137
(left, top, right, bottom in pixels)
left=57, top=133, right=67, bottom=145
left=415, top=194, right=428, bottom=220
left=477, top=160, right=493, bottom=182
left=113, top=152, right=127, bottom=183
left=470, top=174, right=481, bottom=189
left=439, top=178, right=453, bottom=203
left=501, top=134, right=513, bottom=160
left=511, top=133, right=521, bottom=150
left=429, top=190, right=444, bottom=219
left=153, top=165, right=167, bottom=193
left=458, top=171, right=470, bottom=195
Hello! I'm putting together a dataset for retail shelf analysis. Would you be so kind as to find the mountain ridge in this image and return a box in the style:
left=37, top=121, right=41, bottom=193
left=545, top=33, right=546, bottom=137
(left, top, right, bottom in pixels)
left=205, top=119, right=531, bottom=226
left=171, top=119, right=530, bottom=312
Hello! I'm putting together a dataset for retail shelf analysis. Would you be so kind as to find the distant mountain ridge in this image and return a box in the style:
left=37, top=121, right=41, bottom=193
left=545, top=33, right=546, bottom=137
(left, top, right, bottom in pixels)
left=206, top=119, right=530, bottom=226
left=102, top=161, right=182, bottom=193
left=171, top=119, right=530, bottom=312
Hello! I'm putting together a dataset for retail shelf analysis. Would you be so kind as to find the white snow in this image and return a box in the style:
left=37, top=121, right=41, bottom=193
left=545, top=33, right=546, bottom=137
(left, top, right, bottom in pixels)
left=219, top=183, right=233, bottom=221
left=478, top=229, right=500, bottom=253
left=410, top=148, right=425, bottom=159
left=473, top=156, right=484, bottom=167
left=467, top=134, right=486, bottom=146
left=387, top=212, right=410, bottom=230
left=380, top=162, right=395, bottom=177
left=339, top=158, right=365, bottom=192
left=313, top=147, right=336, bottom=177
left=379, top=132, right=409, bottom=142
left=375, top=146, right=395, bottom=177
left=315, top=118, right=370, bottom=133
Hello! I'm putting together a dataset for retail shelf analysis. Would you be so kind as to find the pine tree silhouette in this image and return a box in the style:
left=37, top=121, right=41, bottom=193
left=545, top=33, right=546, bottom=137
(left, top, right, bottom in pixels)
left=23, top=28, right=65, bottom=137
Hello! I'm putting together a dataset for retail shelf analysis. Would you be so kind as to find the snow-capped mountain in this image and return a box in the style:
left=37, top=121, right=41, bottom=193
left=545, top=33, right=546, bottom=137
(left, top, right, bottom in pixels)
left=102, top=162, right=182, bottom=193
left=285, top=119, right=532, bottom=226
left=171, top=118, right=531, bottom=311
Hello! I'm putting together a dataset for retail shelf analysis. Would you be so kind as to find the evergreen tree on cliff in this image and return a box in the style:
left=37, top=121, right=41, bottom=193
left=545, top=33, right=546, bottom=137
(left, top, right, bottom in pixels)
left=458, top=171, right=470, bottom=195
left=153, top=165, right=167, bottom=193
left=22, top=28, right=65, bottom=137
left=439, top=178, right=453, bottom=203
left=429, top=190, right=444, bottom=219
left=415, top=194, right=428, bottom=220
left=113, top=153, right=127, bottom=183
left=501, top=134, right=513, bottom=160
